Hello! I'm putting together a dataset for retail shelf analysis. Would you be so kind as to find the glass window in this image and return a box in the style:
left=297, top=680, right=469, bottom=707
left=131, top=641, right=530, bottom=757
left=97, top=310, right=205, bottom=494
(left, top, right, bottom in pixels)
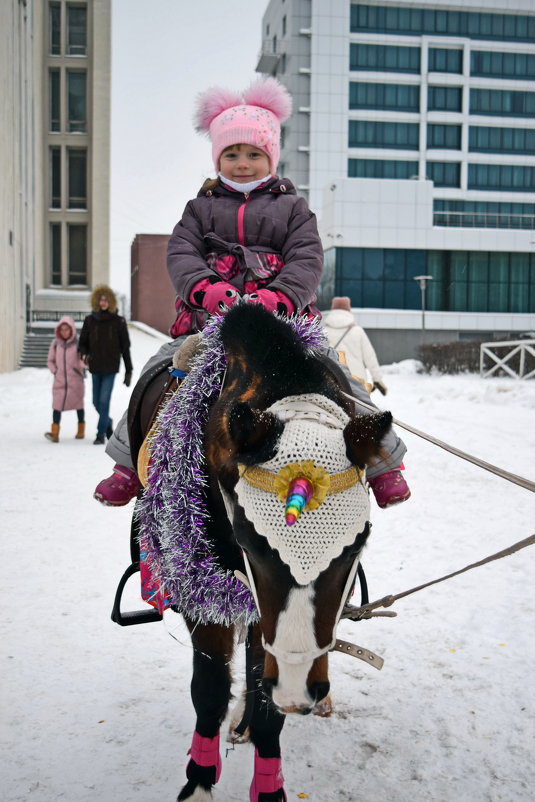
left=348, top=120, right=419, bottom=149
left=427, top=124, right=461, bottom=149
left=471, top=50, right=535, bottom=79
left=67, top=70, right=87, bottom=133
left=427, top=162, right=461, bottom=187
left=349, top=82, right=419, bottom=111
left=349, top=43, right=420, bottom=73
left=68, top=148, right=87, bottom=209
left=282, top=15, right=286, bottom=36
left=348, top=159, right=417, bottom=179
left=50, top=147, right=61, bottom=209
left=49, top=69, right=60, bottom=132
left=68, top=224, right=87, bottom=285
left=350, top=4, right=535, bottom=43
left=67, top=4, right=87, bottom=56
left=470, top=88, right=535, bottom=117
left=469, top=126, right=535, bottom=154
left=428, top=86, right=462, bottom=112
left=49, top=2, right=61, bottom=55
left=50, top=223, right=62, bottom=285
left=469, top=163, right=535, bottom=191
left=428, top=48, right=462, bottom=73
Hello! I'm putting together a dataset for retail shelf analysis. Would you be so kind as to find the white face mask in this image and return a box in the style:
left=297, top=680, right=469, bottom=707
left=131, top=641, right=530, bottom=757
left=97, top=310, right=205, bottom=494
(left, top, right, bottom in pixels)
left=218, top=174, right=272, bottom=193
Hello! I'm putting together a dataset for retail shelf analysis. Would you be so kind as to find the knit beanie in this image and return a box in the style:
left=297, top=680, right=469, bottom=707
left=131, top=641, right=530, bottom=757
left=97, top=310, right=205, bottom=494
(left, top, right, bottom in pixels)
left=331, top=297, right=351, bottom=312
left=194, top=77, right=292, bottom=174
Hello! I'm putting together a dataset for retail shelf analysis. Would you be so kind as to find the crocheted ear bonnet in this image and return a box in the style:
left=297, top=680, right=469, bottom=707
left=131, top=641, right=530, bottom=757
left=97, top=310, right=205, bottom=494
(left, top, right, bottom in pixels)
left=235, top=393, right=370, bottom=586
left=194, top=77, right=292, bottom=173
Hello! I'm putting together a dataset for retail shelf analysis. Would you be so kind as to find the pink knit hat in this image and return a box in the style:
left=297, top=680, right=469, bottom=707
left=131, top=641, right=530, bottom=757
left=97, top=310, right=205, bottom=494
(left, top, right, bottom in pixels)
left=194, top=77, right=292, bottom=174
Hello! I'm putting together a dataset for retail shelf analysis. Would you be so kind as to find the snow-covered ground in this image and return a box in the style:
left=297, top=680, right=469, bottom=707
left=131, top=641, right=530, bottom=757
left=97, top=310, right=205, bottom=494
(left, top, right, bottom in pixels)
left=2, top=324, right=535, bottom=802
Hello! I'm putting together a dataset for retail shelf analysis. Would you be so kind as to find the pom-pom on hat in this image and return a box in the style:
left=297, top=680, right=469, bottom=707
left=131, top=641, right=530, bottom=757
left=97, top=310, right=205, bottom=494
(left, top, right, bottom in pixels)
left=194, top=77, right=292, bottom=173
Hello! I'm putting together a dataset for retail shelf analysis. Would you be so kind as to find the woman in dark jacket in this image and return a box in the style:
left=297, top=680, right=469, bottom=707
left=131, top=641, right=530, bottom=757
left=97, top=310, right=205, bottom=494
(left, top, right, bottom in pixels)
left=95, top=77, right=409, bottom=511
left=79, top=285, right=133, bottom=445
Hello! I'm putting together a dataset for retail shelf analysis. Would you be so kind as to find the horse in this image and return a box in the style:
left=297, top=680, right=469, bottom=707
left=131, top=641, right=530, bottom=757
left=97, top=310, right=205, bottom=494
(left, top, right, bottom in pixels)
left=131, top=303, right=392, bottom=802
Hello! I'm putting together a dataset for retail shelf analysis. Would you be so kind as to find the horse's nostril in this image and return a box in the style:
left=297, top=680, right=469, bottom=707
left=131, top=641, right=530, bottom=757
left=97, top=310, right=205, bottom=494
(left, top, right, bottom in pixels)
left=309, top=681, right=330, bottom=704
left=262, top=677, right=277, bottom=698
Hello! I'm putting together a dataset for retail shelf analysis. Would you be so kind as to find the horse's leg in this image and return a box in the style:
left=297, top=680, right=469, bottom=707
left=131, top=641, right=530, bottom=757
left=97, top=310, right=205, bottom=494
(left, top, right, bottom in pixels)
left=177, top=620, right=234, bottom=802
left=248, top=626, right=287, bottom=802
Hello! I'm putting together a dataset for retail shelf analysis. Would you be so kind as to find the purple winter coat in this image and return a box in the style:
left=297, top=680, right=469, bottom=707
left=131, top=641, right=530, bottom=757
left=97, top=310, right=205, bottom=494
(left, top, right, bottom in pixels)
left=167, top=176, right=324, bottom=335
left=47, top=316, right=86, bottom=411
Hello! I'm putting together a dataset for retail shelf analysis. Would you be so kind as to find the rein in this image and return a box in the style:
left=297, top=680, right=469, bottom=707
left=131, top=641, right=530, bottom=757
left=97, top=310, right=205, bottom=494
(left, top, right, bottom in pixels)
left=336, top=389, right=535, bottom=622
left=341, top=390, right=535, bottom=494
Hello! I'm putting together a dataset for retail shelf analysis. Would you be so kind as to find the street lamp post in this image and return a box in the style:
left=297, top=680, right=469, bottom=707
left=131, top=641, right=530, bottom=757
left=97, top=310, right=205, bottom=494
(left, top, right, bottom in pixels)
left=413, top=275, right=433, bottom=335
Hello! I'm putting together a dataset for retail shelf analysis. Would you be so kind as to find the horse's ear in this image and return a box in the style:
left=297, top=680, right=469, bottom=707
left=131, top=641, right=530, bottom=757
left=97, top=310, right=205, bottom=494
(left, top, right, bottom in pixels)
left=228, top=402, right=284, bottom=466
left=343, top=411, right=393, bottom=468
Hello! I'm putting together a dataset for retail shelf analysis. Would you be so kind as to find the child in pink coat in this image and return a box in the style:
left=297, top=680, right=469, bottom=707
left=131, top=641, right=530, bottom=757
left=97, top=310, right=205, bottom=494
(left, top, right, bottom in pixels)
left=44, top=316, right=86, bottom=442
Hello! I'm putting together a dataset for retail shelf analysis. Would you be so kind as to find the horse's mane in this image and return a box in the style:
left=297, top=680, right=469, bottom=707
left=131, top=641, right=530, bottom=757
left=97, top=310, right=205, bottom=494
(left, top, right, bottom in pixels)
left=219, top=304, right=334, bottom=399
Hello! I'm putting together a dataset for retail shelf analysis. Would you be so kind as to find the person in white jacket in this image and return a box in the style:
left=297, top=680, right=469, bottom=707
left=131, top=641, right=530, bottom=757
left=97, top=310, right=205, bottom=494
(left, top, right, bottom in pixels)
left=322, top=297, right=388, bottom=395
left=322, top=296, right=410, bottom=507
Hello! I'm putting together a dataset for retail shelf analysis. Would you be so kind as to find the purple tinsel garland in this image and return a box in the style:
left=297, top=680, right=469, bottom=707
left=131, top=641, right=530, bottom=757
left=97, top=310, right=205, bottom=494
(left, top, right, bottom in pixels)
left=136, top=312, right=327, bottom=627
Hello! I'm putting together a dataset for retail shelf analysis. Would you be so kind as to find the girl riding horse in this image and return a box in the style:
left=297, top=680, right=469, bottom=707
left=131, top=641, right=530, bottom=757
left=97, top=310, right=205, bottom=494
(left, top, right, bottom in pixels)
left=94, top=76, right=410, bottom=510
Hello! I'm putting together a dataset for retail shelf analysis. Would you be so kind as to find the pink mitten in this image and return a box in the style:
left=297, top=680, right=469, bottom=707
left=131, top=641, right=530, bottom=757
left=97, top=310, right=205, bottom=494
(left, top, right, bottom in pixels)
left=245, top=289, right=294, bottom=316
left=191, top=279, right=240, bottom=315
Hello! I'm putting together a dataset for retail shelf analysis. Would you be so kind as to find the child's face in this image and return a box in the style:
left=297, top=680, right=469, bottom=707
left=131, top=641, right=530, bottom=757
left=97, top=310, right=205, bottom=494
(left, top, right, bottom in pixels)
left=58, top=323, right=72, bottom=340
left=219, top=144, right=270, bottom=183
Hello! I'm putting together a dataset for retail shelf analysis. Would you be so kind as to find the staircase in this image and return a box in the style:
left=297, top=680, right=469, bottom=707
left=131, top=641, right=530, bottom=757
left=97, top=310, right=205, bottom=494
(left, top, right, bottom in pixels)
left=19, top=330, right=55, bottom=368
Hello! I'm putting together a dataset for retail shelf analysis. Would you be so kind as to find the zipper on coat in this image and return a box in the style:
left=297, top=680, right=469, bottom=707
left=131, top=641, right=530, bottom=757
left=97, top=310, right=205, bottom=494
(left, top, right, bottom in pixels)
left=62, top=345, right=68, bottom=410
left=237, top=193, right=250, bottom=245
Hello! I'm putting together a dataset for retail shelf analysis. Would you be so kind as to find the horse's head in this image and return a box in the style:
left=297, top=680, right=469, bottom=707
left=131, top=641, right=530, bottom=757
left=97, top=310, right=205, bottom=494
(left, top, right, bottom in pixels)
left=207, top=305, right=392, bottom=714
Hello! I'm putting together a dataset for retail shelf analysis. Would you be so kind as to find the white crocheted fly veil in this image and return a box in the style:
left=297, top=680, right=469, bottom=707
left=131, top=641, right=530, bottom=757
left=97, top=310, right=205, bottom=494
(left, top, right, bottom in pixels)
left=235, top=394, right=370, bottom=585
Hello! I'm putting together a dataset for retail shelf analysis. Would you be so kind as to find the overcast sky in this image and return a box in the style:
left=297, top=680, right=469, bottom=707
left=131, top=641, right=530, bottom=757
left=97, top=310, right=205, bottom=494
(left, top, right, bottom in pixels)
left=110, top=0, right=270, bottom=295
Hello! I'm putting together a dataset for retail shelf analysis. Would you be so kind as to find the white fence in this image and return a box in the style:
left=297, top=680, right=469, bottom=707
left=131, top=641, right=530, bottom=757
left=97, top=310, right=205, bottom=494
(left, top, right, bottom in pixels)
left=480, top=339, right=535, bottom=380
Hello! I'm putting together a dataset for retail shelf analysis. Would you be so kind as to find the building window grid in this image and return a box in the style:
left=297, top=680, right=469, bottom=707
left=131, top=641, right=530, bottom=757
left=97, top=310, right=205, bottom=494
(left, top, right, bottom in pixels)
left=349, top=81, right=420, bottom=112
left=350, top=4, right=535, bottom=44
left=470, top=88, right=535, bottom=118
left=46, top=0, right=90, bottom=288
left=349, top=43, right=420, bottom=73
left=349, top=120, right=419, bottom=150
left=471, top=50, right=535, bottom=80
left=428, top=86, right=463, bottom=112
left=434, top=200, right=535, bottom=229
left=428, top=48, right=463, bottom=74
left=427, top=161, right=461, bottom=187
left=427, top=124, right=462, bottom=150
left=348, top=158, right=418, bottom=179
left=468, top=163, right=535, bottom=192
left=332, top=247, right=535, bottom=313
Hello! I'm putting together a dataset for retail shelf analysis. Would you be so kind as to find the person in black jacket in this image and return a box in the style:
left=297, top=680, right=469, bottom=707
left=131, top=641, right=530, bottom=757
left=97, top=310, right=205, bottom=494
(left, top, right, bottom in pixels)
left=78, top=285, right=133, bottom=445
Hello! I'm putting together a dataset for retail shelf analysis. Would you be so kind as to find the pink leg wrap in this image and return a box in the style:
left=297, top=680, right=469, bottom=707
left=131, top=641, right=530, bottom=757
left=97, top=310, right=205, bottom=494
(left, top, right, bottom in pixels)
left=250, top=749, right=286, bottom=801
left=188, top=731, right=222, bottom=783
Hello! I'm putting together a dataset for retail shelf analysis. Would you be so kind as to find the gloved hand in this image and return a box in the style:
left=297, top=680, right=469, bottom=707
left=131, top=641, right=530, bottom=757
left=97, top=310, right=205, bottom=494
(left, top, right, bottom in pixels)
left=200, top=281, right=240, bottom=315
left=245, top=288, right=294, bottom=316
left=372, top=380, right=388, bottom=395
left=124, top=372, right=132, bottom=387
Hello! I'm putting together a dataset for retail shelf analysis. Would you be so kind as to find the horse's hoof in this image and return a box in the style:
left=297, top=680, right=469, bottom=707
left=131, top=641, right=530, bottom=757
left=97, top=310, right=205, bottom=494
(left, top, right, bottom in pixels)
left=226, top=726, right=250, bottom=744
left=313, top=694, right=333, bottom=717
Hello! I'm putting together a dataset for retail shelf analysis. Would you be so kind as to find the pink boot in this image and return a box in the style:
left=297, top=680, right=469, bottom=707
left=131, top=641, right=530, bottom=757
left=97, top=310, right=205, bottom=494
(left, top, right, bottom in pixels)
left=368, top=469, right=411, bottom=509
left=250, top=750, right=286, bottom=802
left=93, top=464, right=140, bottom=506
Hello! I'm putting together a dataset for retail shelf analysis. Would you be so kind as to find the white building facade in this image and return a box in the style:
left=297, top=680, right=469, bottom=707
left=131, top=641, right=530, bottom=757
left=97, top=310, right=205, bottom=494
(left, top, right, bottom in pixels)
left=257, top=0, right=535, bottom=360
left=0, top=0, right=111, bottom=372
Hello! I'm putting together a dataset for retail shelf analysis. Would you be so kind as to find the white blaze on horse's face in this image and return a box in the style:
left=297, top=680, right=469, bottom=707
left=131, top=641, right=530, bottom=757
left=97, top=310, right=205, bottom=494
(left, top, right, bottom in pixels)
left=268, top=584, right=319, bottom=712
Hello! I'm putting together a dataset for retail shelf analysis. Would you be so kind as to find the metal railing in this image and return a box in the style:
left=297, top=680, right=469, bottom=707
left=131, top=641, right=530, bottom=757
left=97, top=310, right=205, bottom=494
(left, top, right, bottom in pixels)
left=31, top=310, right=87, bottom=323
left=480, top=339, right=535, bottom=380
left=434, top=211, right=535, bottom=229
